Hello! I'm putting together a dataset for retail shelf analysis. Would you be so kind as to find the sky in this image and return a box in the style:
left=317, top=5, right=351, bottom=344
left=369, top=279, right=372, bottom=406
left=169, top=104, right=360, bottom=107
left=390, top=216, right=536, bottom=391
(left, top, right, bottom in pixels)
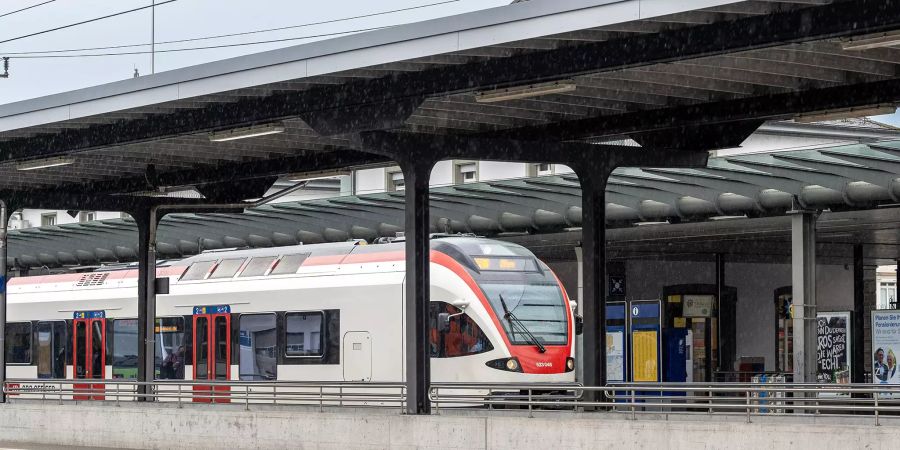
left=0, top=0, right=511, bottom=104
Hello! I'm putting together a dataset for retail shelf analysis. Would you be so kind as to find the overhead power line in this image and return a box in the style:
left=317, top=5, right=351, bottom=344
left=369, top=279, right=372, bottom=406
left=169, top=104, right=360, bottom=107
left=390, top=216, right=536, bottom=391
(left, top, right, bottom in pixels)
left=9, top=26, right=391, bottom=58
left=0, top=0, right=56, bottom=19
left=0, top=0, right=178, bottom=45
left=1, top=0, right=461, bottom=56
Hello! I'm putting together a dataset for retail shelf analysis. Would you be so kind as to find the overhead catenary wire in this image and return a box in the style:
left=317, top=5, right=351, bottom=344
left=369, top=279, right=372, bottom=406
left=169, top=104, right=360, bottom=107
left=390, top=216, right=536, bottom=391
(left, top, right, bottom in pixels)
left=0, top=0, right=178, bottom=45
left=0, top=0, right=56, bottom=20
left=0, top=0, right=461, bottom=56
left=3, top=0, right=461, bottom=56
left=7, top=26, right=391, bottom=58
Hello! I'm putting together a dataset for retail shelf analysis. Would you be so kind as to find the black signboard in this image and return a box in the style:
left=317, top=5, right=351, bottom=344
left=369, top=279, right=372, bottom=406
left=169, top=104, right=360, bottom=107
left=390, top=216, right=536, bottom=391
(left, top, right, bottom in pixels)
left=816, top=312, right=851, bottom=385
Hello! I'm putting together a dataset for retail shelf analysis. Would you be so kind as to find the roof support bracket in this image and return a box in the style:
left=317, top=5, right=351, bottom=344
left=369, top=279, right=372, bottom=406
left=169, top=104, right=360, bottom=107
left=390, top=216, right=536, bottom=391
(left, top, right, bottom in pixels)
left=629, top=120, right=764, bottom=152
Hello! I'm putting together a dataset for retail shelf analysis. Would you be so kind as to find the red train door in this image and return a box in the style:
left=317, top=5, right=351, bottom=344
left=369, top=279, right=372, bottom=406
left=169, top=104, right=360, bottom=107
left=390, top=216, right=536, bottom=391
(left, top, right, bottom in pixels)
left=72, top=312, right=106, bottom=401
left=192, top=307, right=231, bottom=403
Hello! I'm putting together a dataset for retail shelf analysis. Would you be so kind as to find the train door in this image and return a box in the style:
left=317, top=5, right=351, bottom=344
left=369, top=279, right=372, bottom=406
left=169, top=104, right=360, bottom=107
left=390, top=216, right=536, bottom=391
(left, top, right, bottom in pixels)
left=343, top=332, right=372, bottom=382
left=192, top=306, right=231, bottom=403
left=72, top=312, right=106, bottom=400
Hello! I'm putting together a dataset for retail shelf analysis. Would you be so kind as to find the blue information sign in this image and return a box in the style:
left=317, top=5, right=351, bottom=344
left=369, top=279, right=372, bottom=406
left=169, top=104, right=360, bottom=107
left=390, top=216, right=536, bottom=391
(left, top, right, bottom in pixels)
left=606, top=302, right=627, bottom=383
left=73, top=310, right=105, bottom=319
left=193, top=305, right=231, bottom=315
left=0, top=275, right=5, bottom=294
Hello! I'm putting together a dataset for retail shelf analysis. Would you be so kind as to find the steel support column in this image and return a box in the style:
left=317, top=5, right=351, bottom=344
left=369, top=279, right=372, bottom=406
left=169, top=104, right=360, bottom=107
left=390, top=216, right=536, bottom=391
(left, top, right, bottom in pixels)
left=715, top=253, right=725, bottom=379
left=134, top=209, right=160, bottom=402
left=578, top=171, right=610, bottom=398
left=791, top=211, right=817, bottom=383
left=0, top=201, right=7, bottom=403
left=852, top=245, right=865, bottom=383
left=401, top=158, right=435, bottom=415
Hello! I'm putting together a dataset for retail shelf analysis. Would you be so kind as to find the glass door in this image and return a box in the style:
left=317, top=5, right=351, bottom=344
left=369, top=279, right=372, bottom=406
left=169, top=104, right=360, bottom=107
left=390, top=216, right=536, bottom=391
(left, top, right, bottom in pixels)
left=72, top=317, right=105, bottom=400
left=192, top=313, right=231, bottom=403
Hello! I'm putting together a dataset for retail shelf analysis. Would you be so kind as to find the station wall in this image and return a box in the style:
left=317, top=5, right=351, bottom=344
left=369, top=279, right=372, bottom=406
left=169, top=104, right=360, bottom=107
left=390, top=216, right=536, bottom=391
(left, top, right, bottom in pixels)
left=546, top=258, right=856, bottom=372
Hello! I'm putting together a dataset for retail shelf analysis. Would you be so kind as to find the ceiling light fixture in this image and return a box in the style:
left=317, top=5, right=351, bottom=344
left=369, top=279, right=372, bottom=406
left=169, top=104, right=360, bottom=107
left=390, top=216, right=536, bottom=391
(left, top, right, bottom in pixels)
left=474, top=80, right=577, bottom=103
left=794, top=105, right=897, bottom=123
left=208, top=123, right=285, bottom=142
left=843, top=31, right=900, bottom=51
left=16, top=156, right=75, bottom=171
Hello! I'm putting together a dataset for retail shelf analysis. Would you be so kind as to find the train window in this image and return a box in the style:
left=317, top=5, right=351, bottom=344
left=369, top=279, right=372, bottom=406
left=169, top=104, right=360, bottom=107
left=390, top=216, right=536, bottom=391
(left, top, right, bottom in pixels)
left=209, top=258, right=246, bottom=279
left=112, top=319, right=139, bottom=379
left=36, top=321, right=66, bottom=378
left=5, top=322, right=32, bottom=364
left=181, top=261, right=216, bottom=281
left=239, top=314, right=277, bottom=380
left=285, top=312, right=324, bottom=357
left=429, top=303, right=494, bottom=358
left=239, top=257, right=277, bottom=278
left=155, top=317, right=185, bottom=380
left=270, top=253, right=310, bottom=276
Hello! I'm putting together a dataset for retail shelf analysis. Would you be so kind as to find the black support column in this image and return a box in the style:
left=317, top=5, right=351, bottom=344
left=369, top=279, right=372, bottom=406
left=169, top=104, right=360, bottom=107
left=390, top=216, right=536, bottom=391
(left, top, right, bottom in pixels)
left=577, top=170, right=611, bottom=397
left=134, top=209, right=160, bottom=401
left=852, top=244, right=865, bottom=383
left=401, top=158, right=435, bottom=415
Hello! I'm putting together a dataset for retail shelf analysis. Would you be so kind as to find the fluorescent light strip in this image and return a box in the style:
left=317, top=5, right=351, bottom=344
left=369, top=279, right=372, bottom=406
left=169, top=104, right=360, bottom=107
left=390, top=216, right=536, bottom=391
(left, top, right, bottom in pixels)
left=17, top=156, right=75, bottom=171
left=209, top=124, right=285, bottom=142
left=795, top=106, right=897, bottom=123
left=475, top=80, right=577, bottom=103
left=843, top=31, right=900, bottom=51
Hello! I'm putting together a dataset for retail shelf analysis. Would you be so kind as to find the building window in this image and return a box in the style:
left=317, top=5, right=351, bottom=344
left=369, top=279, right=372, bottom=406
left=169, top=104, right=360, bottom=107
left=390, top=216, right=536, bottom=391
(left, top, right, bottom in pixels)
left=239, top=314, right=277, bottom=380
left=529, top=163, right=554, bottom=177
left=386, top=170, right=405, bottom=192
left=78, top=211, right=96, bottom=223
left=285, top=312, right=324, bottom=357
left=454, top=162, right=478, bottom=184
left=880, top=281, right=897, bottom=309
left=40, top=213, right=57, bottom=227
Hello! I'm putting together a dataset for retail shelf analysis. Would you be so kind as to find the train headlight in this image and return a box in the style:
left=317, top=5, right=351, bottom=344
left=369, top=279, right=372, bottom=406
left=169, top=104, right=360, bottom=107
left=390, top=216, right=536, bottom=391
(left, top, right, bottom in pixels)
left=566, top=357, right=575, bottom=372
left=486, top=357, right=523, bottom=372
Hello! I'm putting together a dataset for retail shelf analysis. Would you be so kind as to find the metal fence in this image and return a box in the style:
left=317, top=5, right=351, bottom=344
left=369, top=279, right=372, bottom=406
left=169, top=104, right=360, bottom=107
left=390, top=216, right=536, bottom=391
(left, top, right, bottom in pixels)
left=4, top=379, right=406, bottom=411
left=9, top=379, right=900, bottom=425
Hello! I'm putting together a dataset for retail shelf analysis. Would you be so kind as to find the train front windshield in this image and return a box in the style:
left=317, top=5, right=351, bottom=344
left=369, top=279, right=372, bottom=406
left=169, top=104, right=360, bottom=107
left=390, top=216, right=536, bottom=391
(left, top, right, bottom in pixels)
left=436, top=238, right=570, bottom=347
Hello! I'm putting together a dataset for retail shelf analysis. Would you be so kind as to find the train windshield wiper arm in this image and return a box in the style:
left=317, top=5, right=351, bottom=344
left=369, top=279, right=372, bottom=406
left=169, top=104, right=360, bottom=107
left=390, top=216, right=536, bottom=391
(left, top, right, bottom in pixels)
left=499, top=294, right=546, bottom=353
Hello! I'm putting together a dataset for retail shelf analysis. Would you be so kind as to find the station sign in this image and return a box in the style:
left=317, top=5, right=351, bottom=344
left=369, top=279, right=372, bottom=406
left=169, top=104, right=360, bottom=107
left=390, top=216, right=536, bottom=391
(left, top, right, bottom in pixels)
left=73, top=310, right=105, bottom=319
left=193, top=305, right=231, bottom=315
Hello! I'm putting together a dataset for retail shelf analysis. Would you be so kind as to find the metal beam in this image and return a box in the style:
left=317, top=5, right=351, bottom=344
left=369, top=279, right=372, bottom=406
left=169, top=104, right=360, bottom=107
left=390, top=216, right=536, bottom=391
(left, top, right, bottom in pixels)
left=853, top=244, right=866, bottom=383
left=0, top=200, right=7, bottom=403
left=134, top=209, right=158, bottom=402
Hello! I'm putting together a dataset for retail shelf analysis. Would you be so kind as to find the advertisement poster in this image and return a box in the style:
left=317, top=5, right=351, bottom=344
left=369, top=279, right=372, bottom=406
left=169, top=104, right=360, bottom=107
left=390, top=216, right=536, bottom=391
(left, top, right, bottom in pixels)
left=632, top=330, right=659, bottom=382
left=606, top=331, right=625, bottom=382
left=872, top=311, right=900, bottom=397
left=815, top=312, right=851, bottom=387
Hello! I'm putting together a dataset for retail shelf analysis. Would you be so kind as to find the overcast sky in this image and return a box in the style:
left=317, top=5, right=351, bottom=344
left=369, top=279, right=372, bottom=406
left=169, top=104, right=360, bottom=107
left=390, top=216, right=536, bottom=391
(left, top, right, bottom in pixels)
left=0, top=0, right=510, bottom=104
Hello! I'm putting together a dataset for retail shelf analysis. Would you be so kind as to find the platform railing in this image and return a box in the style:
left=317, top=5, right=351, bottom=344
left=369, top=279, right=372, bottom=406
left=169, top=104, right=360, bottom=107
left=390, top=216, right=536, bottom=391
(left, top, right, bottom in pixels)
left=429, top=382, right=900, bottom=424
left=3, top=379, right=406, bottom=410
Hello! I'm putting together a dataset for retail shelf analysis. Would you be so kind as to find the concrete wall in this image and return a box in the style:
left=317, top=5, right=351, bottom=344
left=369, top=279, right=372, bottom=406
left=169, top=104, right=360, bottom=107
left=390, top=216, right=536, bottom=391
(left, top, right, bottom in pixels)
left=0, top=402, right=896, bottom=450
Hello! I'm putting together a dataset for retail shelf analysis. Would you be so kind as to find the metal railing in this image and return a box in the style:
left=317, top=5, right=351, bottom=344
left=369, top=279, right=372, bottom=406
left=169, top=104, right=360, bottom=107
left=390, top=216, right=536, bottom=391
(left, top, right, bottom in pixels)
left=4, top=379, right=406, bottom=411
left=430, top=382, right=900, bottom=425
left=9, top=378, right=900, bottom=425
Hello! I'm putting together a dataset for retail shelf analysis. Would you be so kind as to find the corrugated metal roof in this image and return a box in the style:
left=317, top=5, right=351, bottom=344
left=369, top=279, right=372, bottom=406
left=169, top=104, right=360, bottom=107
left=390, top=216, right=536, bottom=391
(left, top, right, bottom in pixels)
left=7, top=140, right=899, bottom=269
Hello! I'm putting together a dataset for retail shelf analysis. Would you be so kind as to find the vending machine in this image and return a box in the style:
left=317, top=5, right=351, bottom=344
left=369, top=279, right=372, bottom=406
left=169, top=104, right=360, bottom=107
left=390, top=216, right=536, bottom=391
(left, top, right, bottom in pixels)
left=663, top=284, right=737, bottom=382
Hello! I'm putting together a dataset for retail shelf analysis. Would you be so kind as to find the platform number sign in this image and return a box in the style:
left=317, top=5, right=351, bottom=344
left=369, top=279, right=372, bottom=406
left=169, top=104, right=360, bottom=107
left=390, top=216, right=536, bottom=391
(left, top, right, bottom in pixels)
left=609, top=275, right=626, bottom=296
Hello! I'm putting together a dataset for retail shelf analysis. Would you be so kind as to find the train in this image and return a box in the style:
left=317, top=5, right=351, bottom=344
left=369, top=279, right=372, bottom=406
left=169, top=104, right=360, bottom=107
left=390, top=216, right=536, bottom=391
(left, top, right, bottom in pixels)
left=4, top=236, right=577, bottom=400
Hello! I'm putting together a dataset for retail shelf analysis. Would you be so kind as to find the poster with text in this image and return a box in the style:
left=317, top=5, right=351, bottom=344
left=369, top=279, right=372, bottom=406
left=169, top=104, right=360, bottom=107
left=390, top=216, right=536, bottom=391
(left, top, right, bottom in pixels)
left=631, top=330, right=658, bottom=382
left=872, top=311, right=900, bottom=397
left=606, top=331, right=625, bottom=382
left=816, top=312, right=851, bottom=388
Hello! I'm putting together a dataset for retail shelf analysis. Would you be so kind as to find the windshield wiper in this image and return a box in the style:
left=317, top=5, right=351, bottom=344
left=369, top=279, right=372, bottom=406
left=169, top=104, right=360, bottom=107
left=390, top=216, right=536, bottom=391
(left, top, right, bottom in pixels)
left=499, top=294, right=546, bottom=353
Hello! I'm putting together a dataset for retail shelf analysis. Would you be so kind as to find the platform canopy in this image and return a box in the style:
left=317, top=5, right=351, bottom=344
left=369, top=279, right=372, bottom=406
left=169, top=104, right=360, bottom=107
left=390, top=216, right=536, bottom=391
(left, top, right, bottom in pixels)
left=7, top=139, right=900, bottom=268
left=0, top=0, right=900, bottom=206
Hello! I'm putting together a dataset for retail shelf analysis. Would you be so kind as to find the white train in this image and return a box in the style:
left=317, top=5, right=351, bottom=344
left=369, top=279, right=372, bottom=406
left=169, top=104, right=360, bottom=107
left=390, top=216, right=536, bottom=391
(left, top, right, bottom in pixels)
left=4, top=236, right=576, bottom=399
